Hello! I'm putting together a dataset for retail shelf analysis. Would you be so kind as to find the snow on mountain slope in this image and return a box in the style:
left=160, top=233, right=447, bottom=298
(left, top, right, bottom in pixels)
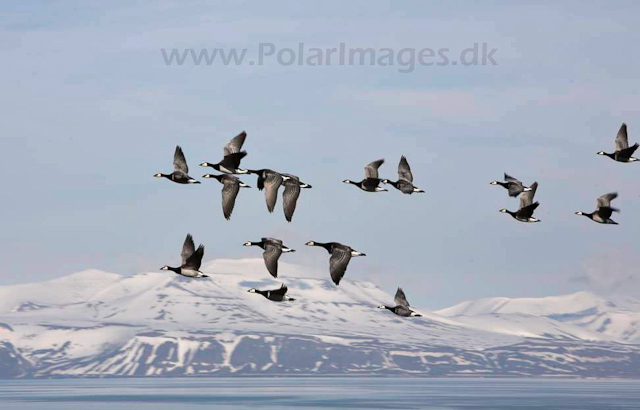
left=1, top=260, right=640, bottom=378
left=436, top=291, right=640, bottom=343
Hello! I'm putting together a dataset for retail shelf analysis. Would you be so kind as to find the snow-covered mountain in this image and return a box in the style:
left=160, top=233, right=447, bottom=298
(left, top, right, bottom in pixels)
left=1, top=259, right=640, bottom=378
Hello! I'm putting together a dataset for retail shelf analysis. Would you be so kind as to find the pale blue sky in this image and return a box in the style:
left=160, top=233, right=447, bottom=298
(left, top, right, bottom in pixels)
left=2, top=1, right=640, bottom=308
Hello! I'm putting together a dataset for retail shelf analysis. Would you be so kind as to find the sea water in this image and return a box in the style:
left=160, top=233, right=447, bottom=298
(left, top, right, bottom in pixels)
left=0, top=377, right=638, bottom=409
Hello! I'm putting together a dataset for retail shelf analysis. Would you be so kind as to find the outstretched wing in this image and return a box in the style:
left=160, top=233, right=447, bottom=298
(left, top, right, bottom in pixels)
left=519, top=181, right=538, bottom=209
left=173, top=146, right=189, bottom=174
left=615, top=123, right=629, bottom=151
left=394, top=287, right=410, bottom=307
left=517, top=201, right=539, bottom=219
left=504, top=173, right=521, bottom=184
left=181, top=234, right=196, bottom=265
left=224, top=131, right=247, bottom=156
left=283, top=180, right=301, bottom=222
left=264, top=172, right=284, bottom=213
left=221, top=176, right=241, bottom=220
left=597, top=192, right=618, bottom=210
left=397, top=156, right=413, bottom=183
left=364, top=159, right=385, bottom=179
left=329, top=248, right=352, bottom=285
left=183, top=244, right=204, bottom=271
left=263, top=243, right=283, bottom=278
left=271, top=283, right=288, bottom=296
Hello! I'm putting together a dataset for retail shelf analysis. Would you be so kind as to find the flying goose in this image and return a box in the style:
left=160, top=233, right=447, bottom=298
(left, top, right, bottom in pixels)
left=200, top=131, right=250, bottom=173
left=243, top=237, right=295, bottom=278
left=377, top=288, right=422, bottom=317
left=247, top=284, right=295, bottom=302
left=343, top=159, right=388, bottom=192
left=382, top=156, right=425, bottom=194
left=202, top=173, right=250, bottom=220
left=490, top=173, right=533, bottom=197
left=305, top=241, right=365, bottom=285
left=281, top=173, right=312, bottom=222
left=247, top=169, right=285, bottom=212
left=499, top=181, right=541, bottom=222
left=598, top=123, right=639, bottom=163
left=575, top=193, right=620, bottom=224
left=160, top=234, right=208, bottom=278
left=154, top=146, right=201, bottom=184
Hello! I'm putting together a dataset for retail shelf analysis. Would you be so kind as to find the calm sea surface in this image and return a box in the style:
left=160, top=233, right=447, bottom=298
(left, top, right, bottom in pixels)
left=0, top=378, right=638, bottom=409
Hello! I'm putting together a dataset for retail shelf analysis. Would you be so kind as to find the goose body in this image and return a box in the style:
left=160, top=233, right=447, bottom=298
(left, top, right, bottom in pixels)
left=343, top=159, right=387, bottom=192
left=247, top=284, right=295, bottom=302
left=247, top=169, right=285, bottom=212
left=305, top=241, right=365, bottom=285
left=576, top=192, right=619, bottom=224
left=200, top=131, right=249, bottom=173
left=202, top=173, right=250, bottom=220
left=243, top=237, right=295, bottom=278
left=598, top=123, right=639, bottom=163
left=382, top=156, right=424, bottom=194
left=154, top=146, right=201, bottom=184
left=490, top=173, right=532, bottom=197
left=499, top=182, right=541, bottom=222
left=281, top=174, right=312, bottom=222
left=378, top=288, right=421, bottom=317
left=160, top=234, right=208, bottom=278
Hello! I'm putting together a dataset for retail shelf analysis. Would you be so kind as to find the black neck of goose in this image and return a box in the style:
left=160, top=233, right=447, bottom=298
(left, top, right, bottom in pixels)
left=384, top=306, right=395, bottom=312
left=250, top=241, right=265, bottom=249
left=159, top=173, right=171, bottom=179
left=581, top=212, right=595, bottom=220
left=247, top=169, right=265, bottom=175
left=166, top=266, right=181, bottom=274
left=317, top=242, right=333, bottom=252
left=506, top=210, right=517, bottom=218
left=605, top=152, right=616, bottom=159
left=497, top=181, right=509, bottom=188
left=255, top=290, right=268, bottom=297
left=386, top=180, right=398, bottom=188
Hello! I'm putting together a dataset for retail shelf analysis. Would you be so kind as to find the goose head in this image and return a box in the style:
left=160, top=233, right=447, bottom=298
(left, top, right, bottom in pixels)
left=575, top=211, right=584, bottom=216
left=342, top=179, right=352, bottom=184
left=597, top=151, right=606, bottom=156
left=247, top=288, right=257, bottom=293
left=377, top=305, right=386, bottom=309
left=489, top=181, right=498, bottom=185
left=199, top=162, right=210, bottom=167
left=305, top=241, right=316, bottom=246
left=160, top=265, right=170, bottom=271
left=499, top=209, right=508, bottom=214
left=154, top=173, right=164, bottom=178
left=243, top=241, right=253, bottom=247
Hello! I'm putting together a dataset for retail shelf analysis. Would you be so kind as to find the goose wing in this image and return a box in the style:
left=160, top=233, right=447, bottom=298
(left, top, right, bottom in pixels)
left=183, top=244, right=204, bottom=271
left=263, top=237, right=283, bottom=246
left=264, top=172, right=284, bottom=212
left=181, top=234, right=196, bottom=265
left=224, top=131, right=247, bottom=156
left=519, top=181, right=538, bottom=209
left=597, top=192, right=618, bottom=209
left=283, top=180, right=301, bottom=222
left=271, top=283, right=288, bottom=296
left=173, top=146, right=189, bottom=174
left=329, top=247, right=352, bottom=285
left=394, top=287, right=410, bottom=307
left=397, top=156, right=413, bottom=182
left=517, top=201, right=539, bottom=219
left=615, top=123, right=629, bottom=151
left=263, top=242, right=283, bottom=278
left=221, top=176, right=241, bottom=220
left=504, top=173, right=521, bottom=184
left=364, top=159, right=384, bottom=179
